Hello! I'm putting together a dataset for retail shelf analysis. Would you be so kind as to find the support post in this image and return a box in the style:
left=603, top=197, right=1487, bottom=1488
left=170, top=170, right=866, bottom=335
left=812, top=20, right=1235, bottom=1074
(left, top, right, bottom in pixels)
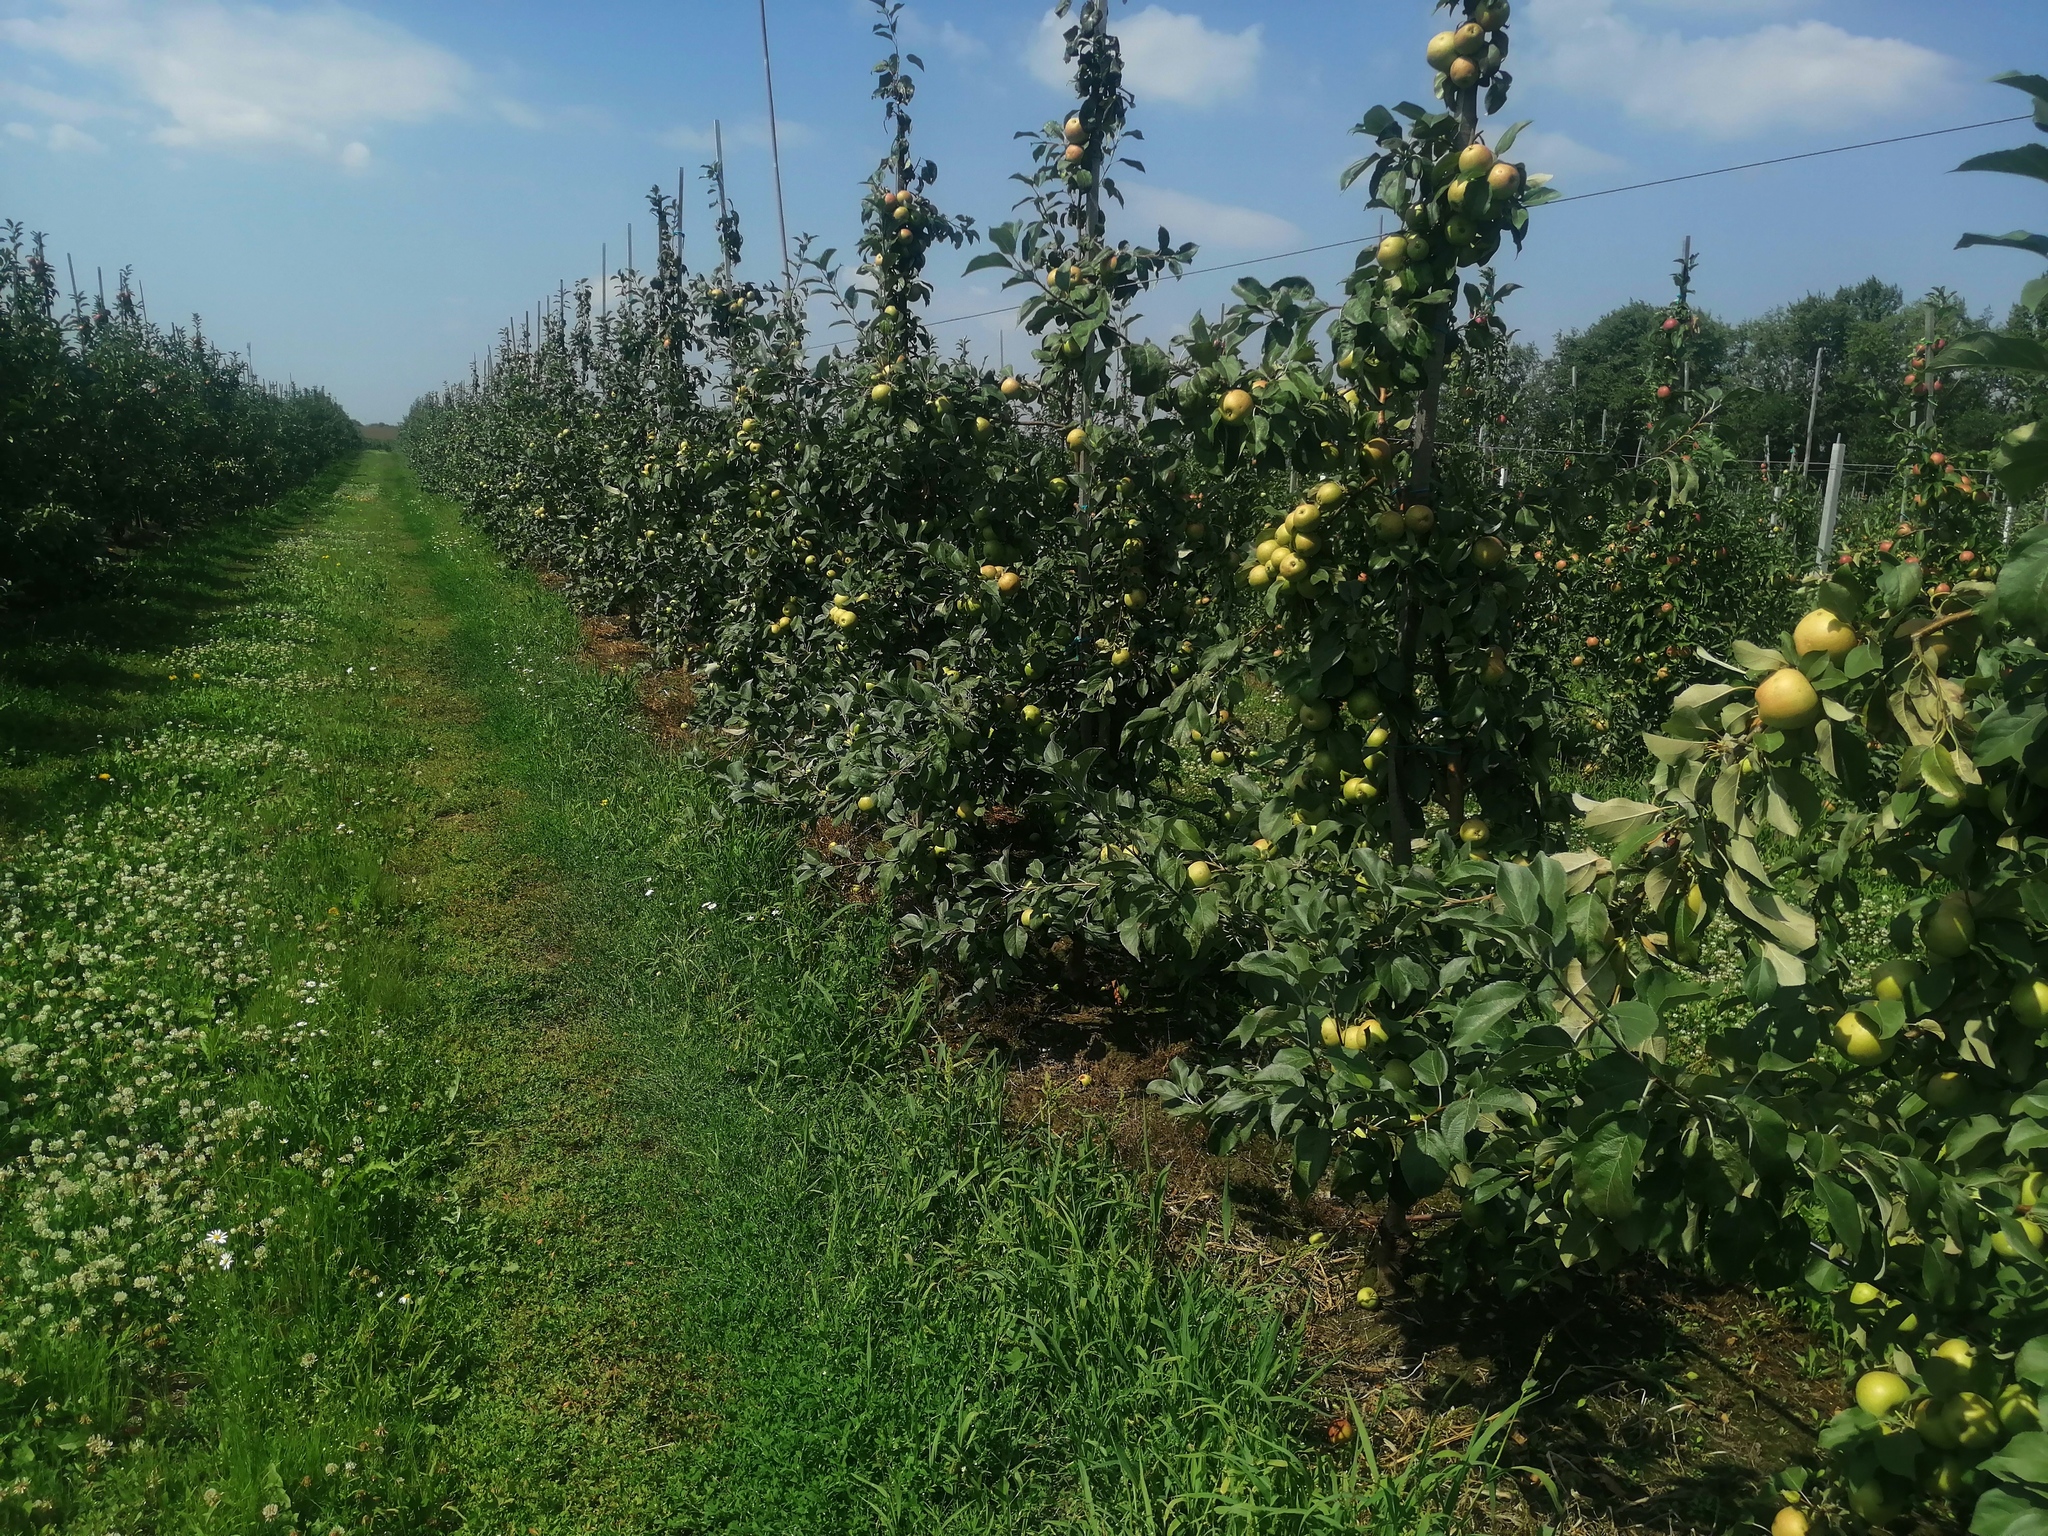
left=757, top=0, right=793, bottom=291
left=1814, top=437, right=1847, bottom=573
left=1801, top=347, right=1825, bottom=476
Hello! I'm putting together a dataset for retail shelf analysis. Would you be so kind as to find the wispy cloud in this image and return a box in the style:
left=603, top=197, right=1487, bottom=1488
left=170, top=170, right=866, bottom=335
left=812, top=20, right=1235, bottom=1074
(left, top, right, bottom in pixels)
left=1504, top=127, right=1625, bottom=179
left=1030, top=6, right=1261, bottom=109
left=1121, top=186, right=1298, bottom=252
left=660, top=117, right=815, bottom=154
left=1528, top=0, right=1959, bottom=139
left=5, top=118, right=102, bottom=150
left=899, top=7, right=988, bottom=63
left=0, top=0, right=478, bottom=166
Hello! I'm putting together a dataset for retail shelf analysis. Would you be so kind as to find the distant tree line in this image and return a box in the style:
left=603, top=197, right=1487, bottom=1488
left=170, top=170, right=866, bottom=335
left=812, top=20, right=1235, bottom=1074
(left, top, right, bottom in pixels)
left=1493, top=274, right=2048, bottom=481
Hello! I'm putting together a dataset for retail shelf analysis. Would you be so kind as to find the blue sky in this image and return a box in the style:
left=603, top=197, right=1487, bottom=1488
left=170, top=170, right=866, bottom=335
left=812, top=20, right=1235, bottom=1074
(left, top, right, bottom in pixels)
left=5, top=0, right=2048, bottom=422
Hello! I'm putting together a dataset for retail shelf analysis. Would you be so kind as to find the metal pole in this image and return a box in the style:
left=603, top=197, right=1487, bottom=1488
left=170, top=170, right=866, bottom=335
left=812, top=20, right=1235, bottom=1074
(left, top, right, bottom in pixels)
left=757, top=0, right=792, bottom=290
left=1814, top=438, right=1847, bottom=572
left=1801, top=348, right=1825, bottom=476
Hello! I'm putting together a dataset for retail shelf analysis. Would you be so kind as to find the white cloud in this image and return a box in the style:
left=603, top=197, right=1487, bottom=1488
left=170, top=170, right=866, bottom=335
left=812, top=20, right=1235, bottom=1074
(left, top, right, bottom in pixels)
left=899, top=8, right=987, bottom=63
left=0, top=0, right=473, bottom=164
left=3, top=116, right=102, bottom=150
left=1504, top=128, right=1624, bottom=179
left=0, top=78, right=111, bottom=122
left=660, top=118, right=815, bottom=154
left=1030, top=6, right=1260, bottom=108
left=46, top=120, right=100, bottom=150
left=1121, top=185, right=1298, bottom=252
left=1530, top=0, right=1958, bottom=139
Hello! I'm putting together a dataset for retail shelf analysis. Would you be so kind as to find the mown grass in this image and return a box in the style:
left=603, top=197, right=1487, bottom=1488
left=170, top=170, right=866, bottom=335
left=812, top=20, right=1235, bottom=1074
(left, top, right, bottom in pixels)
left=1, top=455, right=1526, bottom=1535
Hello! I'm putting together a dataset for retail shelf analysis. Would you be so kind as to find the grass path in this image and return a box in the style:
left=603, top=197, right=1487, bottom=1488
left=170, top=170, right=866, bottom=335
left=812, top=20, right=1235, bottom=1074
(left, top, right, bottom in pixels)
left=0, top=455, right=1484, bottom=1536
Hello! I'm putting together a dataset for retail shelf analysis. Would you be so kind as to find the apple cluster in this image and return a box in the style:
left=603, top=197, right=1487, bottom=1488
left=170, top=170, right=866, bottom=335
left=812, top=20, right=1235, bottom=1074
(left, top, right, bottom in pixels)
left=1423, top=1, right=1510, bottom=96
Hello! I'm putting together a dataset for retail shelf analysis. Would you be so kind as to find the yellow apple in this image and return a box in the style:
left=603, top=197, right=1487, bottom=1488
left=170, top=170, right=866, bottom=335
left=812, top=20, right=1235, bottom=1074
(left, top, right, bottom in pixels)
left=1754, top=668, right=1821, bottom=730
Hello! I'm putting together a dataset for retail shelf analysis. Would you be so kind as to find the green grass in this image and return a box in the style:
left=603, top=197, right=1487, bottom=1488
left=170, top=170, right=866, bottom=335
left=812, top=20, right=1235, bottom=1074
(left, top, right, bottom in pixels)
left=1, top=455, right=1523, bottom=1535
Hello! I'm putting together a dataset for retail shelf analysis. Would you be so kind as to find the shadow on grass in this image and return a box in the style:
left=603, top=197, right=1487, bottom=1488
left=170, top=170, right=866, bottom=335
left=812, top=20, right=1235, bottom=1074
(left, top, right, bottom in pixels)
left=0, top=457, right=354, bottom=831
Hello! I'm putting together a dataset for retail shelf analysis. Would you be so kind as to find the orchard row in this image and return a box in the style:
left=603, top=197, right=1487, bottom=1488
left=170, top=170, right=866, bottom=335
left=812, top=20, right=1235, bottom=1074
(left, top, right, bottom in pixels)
left=404, top=6, right=2048, bottom=1531
left=0, top=221, right=359, bottom=604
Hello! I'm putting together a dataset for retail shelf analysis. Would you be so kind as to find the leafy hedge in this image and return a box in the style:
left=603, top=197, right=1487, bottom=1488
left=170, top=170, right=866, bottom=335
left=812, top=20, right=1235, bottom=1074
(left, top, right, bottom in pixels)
left=1, top=220, right=360, bottom=602
left=406, top=5, right=2048, bottom=1530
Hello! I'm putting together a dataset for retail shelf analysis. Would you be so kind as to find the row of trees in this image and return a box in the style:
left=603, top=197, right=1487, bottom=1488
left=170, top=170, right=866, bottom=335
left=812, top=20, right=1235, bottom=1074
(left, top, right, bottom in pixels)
left=404, top=6, right=2048, bottom=1530
left=0, top=220, right=359, bottom=604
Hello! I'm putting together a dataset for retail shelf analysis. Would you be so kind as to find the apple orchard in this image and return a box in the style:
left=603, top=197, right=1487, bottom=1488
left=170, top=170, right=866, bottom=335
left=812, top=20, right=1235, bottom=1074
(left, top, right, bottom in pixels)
left=402, top=4, right=2048, bottom=1532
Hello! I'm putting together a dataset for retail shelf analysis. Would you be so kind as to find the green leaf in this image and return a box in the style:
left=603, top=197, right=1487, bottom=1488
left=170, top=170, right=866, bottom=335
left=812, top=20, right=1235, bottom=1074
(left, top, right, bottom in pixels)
left=1812, top=1172, right=1864, bottom=1262
left=1761, top=942, right=1807, bottom=988
left=1643, top=732, right=1706, bottom=764
left=1947, top=1114, right=2007, bottom=1162
left=1498, top=859, right=1538, bottom=931
left=1290, top=1125, right=1333, bottom=1199
left=1971, top=1487, right=2048, bottom=1536
left=1123, top=340, right=1171, bottom=397
left=1574, top=795, right=1664, bottom=845
left=1236, top=950, right=1301, bottom=985
left=2001, top=420, right=2048, bottom=500
left=1574, top=1117, right=1646, bottom=1222
left=2018, top=1335, right=2048, bottom=1388
left=1411, top=1046, right=1449, bottom=1087
left=2001, top=523, right=2048, bottom=643
left=1804, top=1254, right=1847, bottom=1293
left=1991, top=71, right=2048, bottom=105
left=1958, top=145, right=2048, bottom=185
left=1451, top=981, right=1528, bottom=1045
left=1352, top=104, right=1399, bottom=141
left=1959, top=230, right=2048, bottom=259
left=1977, top=705, right=2047, bottom=767
left=1922, top=744, right=1966, bottom=799
left=1398, top=1134, right=1448, bottom=1199
left=2011, top=1119, right=2048, bottom=1157
left=1731, top=639, right=1786, bottom=672
left=1880, top=559, right=1926, bottom=609
left=1607, top=1000, right=1662, bottom=1053
left=1941, top=331, right=2048, bottom=378
left=1721, top=866, right=1818, bottom=953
